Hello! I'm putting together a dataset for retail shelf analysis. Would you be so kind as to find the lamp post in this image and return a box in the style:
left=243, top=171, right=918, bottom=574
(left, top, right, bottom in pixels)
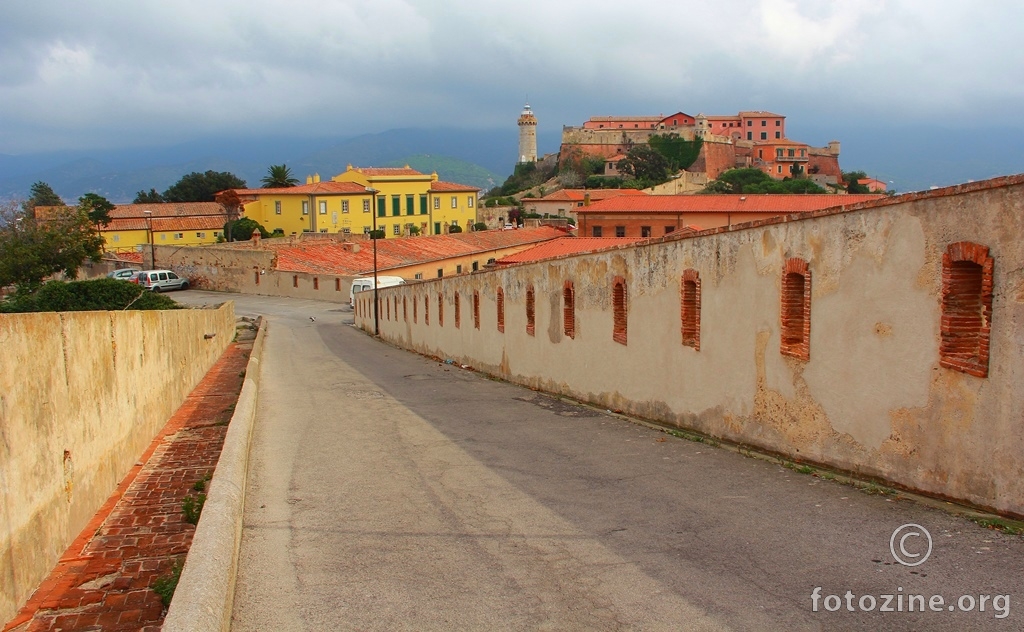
left=367, top=187, right=380, bottom=336
left=143, top=210, right=155, bottom=268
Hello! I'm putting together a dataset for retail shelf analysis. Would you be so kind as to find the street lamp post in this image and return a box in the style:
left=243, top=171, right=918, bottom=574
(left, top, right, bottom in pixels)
left=143, top=210, right=154, bottom=268
left=367, top=187, right=380, bottom=336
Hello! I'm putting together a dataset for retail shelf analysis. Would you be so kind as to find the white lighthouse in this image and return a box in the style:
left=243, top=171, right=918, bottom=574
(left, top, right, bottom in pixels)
left=517, top=103, right=537, bottom=164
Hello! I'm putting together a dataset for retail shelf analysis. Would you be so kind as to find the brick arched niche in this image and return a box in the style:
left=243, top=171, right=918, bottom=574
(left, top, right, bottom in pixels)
left=940, top=241, right=994, bottom=378
left=612, top=276, right=627, bottom=345
left=454, top=291, right=461, bottom=328
left=413, top=295, right=418, bottom=323
left=526, top=285, right=536, bottom=336
left=424, top=294, right=430, bottom=326
left=473, top=291, right=481, bottom=329
left=496, top=287, right=505, bottom=333
left=780, top=258, right=811, bottom=361
left=563, top=281, right=576, bottom=339
left=681, top=269, right=701, bottom=350
left=438, top=292, right=444, bottom=327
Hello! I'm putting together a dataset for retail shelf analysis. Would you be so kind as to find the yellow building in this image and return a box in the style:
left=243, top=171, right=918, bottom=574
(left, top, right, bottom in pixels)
left=49, top=202, right=229, bottom=255
left=332, top=166, right=480, bottom=237
left=234, top=178, right=376, bottom=237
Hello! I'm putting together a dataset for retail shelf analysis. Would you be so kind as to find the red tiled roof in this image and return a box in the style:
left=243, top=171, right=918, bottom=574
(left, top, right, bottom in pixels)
left=497, top=237, right=642, bottom=265
left=430, top=181, right=480, bottom=192
left=272, top=227, right=566, bottom=275
left=739, top=110, right=785, bottom=118
left=578, top=194, right=885, bottom=214
left=349, top=167, right=426, bottom=177
left=233, top=181, right=369, bottom=196
left=534, top=189, right=644, bottom=202
left=109, top=202, right=226, bottom=218
left=103, top=215, right=227, bottom=232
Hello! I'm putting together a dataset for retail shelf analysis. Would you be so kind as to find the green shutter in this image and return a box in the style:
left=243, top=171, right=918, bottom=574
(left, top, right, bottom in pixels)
left=406, top=195, right=414, bottom=215
left=434, top=222, right=441, bottom=235
left=420, top=195, right=427, bottom=214
left=377, top=197, right=386, bottom=217
left=392, top=196, right=400, bottom=216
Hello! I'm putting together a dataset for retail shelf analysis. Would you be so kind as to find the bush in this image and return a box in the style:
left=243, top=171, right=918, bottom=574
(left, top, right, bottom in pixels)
left=473, top=222, right=488, bottom=231
left=151, top=559, right=183, bottom=607
left=0, top=278, right=181, bottom=313
left=448, top=225, right=463, bottom=234
left=182, top=493, right=206, bottom=525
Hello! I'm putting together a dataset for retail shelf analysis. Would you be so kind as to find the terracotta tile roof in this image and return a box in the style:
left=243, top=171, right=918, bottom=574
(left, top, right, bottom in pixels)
left=497, top=237, right=642, bottom=265
left=349, top=167, right=426, bottom=177
left=739, top=110, right=785, bottom=118
left=109, top=202, right=226, bottom=218
left=534, top=189, right=644, bottom=202
left=430, top=181, right=481, bottom=192
left=751, top=138, right=809, bottom=147
left=103, top=215, right=227, bottom=232
left=272, top=227, right=566, bottom=275
left=233, top=181, right=369, bottom=196
left=578, top=194, right=885, bottom=214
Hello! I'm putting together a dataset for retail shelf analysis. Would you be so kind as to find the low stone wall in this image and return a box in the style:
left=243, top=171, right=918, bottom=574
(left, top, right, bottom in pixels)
left=0, top=304, right=235, bottom=623
left=357, top=176, right=1024, bottom=517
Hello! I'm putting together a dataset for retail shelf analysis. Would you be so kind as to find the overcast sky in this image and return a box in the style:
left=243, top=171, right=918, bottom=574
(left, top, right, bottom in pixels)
left=2, top=0, right=1023, bottom=155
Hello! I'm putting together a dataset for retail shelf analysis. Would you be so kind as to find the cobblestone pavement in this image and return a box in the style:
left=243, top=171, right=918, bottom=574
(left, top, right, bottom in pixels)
left=3, top=339, right=252, bottom=632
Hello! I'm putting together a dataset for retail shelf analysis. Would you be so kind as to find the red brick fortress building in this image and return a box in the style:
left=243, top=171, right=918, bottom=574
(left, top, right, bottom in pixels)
left=561, top=109, right=843, bottom=185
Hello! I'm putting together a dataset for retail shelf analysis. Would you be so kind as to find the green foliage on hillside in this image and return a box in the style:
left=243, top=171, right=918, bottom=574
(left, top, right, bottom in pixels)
left=1, top=278, right=181, bottom=313
left=223, top=217, right=270, bottom=242
left=842, top=170, right=871, bottom=193
left=385, top=155, right=501, bottom=191
left=702, top=168, right=827, bottom=194
left=617, top=145, right=670, bottom=189
left=492, top=161, right=557, bottom=197
left=648, top=134, right=703, bottom=172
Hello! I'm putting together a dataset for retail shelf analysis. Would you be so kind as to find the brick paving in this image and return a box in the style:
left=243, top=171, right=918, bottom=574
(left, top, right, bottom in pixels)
left=4, top=339, right=253, bottom=632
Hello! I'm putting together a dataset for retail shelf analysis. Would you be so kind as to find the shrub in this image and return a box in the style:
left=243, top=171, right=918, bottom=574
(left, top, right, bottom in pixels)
left=473, top=222, right=488, bottom=231
left=152, top=559, right=183, bottom=607
left=0, top=278, right=181, bottom=313
left=182, top=493, right=206, bottom=525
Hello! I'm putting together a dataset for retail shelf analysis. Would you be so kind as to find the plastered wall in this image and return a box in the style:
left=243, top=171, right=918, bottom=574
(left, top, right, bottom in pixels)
left=0, top=304, right=235, bottom=623
left=358, top=176, right=1024, bottom=517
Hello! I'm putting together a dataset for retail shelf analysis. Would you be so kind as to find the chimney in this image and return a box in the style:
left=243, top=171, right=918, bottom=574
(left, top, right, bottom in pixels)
left=306, top=175, right=313, bottom=184
left=342, top=242, right=361, bottom=254
left=313, top=173, right=321, bottom=183
left=251, top=231, right=261, bottom=247
left=584, top=192, right=591, bottom=206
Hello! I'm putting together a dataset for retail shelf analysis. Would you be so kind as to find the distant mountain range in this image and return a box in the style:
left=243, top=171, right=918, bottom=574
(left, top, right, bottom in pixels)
left=0, top=124, right=1021, bottom=204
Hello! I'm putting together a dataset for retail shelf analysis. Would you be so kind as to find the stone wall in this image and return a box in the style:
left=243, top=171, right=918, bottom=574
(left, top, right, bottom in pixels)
left=356, top=176, right=1024, bottom=517
left=0, top=304, right=235, bottom=623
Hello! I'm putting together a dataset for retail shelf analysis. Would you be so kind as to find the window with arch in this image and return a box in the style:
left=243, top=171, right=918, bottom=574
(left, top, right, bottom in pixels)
left=454, top=291, right=461, bottom=328
left=780, top=258, right=811, bottom=360
left=526, top=286, right=536, bottom=336
left=497, top=287, right=505, bottom=333
left=563, top=281, right=576, bottom=339
left=438, top=293, right=444, bottom=327
left=612, top=276, right=627, bottom=345
left=473, top=291, right=480, bottom=329
left=940, top=242, right=993, bottom=377
left=681, top=269, right=701, bottom=350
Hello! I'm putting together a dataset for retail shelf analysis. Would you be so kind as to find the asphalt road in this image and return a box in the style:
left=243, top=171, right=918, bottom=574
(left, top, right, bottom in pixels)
left=175, top=291, right=1024, bottom=631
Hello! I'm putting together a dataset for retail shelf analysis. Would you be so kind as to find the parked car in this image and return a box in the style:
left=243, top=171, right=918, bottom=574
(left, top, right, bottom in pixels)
left=137, top=270, right=189, bottom=292
left=106, top=269, right=140, bottom=281
left=349, top=275, right=405, bottom=306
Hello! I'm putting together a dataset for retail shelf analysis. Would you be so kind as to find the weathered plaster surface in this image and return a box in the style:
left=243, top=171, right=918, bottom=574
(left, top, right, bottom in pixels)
left=0, top=304, right=234, bottom=623
left=358, top=177, right=1024, bottom=517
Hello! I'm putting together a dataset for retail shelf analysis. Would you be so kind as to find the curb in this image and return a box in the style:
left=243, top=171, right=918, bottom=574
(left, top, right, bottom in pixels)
left=162, top=318, right=268, bottom=632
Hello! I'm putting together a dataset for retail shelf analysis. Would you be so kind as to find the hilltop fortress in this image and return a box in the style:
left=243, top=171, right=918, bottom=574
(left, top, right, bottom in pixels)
left=560, top=111, right=843, bottom=186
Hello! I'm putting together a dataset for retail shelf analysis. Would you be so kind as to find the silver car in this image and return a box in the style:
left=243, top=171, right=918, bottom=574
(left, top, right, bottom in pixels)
left=137, top=269, right=189, bottom=292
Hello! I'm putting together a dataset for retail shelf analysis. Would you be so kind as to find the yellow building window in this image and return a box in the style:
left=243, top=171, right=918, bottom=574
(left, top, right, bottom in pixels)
left=112, top=234, right=120, bottom=242
left=276, top=201, right=282, bottom=215
left=342, top=200, right=349, bottom=213
left=434, top=197, right=440, bottom=210
left=174, top=233, right=183, bottom=240
left=319, top=201, right=327, bottom=215
left=450, top=196, right=457, bottom=208
left=197, top=232, right=205, bottom=238
left=302, top=201, right=308, bottom=215
left=468, top=196, right=474, bottom=208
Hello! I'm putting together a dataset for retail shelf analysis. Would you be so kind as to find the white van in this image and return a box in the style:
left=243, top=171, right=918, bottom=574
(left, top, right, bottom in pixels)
left=350, top=275, right=406, bottom=306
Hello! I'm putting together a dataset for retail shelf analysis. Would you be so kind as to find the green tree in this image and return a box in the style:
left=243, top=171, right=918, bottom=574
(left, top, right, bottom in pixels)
left=648, top=134, right=703, bottom=171
left=222, top=217, right=269, bottom=242
left=702, top=168, right=826, bottom=194
left=261, top=164, right=300, bottom=188
left=448, top=224, right=463, bottom=234
left=0, top=201, right=104, bottom=295
left=616, top=145, right=670, bottom=188
left=133, top=188, right=164, bottom=203
left=78, top=193, right=114, bottom=227
left=843, top=171, right=871, bottom=193
left=24, top=181, right=64, bottom=211
left=163, top=171, right=247, bottom=203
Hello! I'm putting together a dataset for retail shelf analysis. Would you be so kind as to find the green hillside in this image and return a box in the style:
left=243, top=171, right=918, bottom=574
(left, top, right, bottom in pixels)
left=384, top=154, right=501, bottom=191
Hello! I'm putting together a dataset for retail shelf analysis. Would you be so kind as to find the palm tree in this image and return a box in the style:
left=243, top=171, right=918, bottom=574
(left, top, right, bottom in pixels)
left=261, top=164, right=299, bottom=188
